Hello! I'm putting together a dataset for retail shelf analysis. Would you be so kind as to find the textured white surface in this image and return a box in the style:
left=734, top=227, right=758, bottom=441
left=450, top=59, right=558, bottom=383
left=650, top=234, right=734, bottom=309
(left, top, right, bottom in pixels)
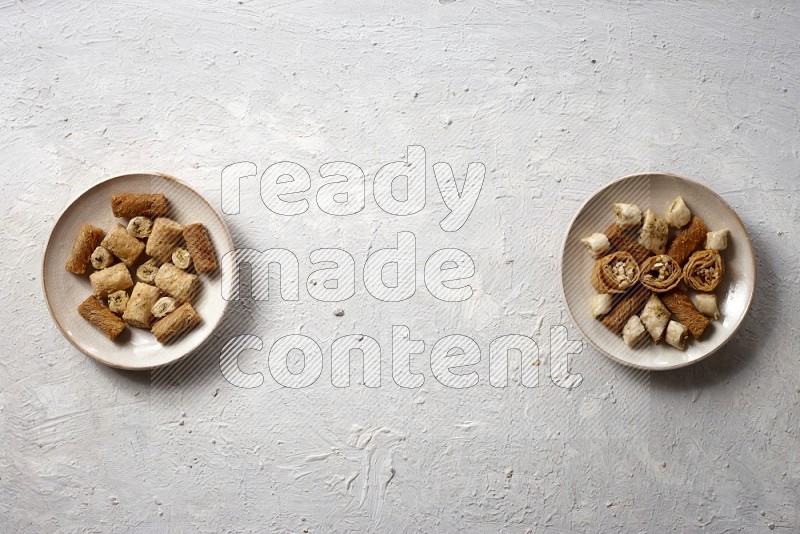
left=1, top=1, right=799, bottom=532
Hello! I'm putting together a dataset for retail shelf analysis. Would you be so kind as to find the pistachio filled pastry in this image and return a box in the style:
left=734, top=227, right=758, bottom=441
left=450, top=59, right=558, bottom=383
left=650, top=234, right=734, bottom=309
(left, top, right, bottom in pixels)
left=639, top=294, right=670, bottom=343
left=591, top=251, right=641, bottom=294
left=638, top=209, right=669, bottom=254
left=622, top=315, right=648, bottom=347
left=639, top=255, right=682, bottom=293
left=146, top=217, right=184, bottom=262
left=683, top=249, right=724, bottom=292
left=665, top=320, right=689, bottom=350
left=64, top=191, right=216, bottom=348
left=123, top=282, right=161, bottom=328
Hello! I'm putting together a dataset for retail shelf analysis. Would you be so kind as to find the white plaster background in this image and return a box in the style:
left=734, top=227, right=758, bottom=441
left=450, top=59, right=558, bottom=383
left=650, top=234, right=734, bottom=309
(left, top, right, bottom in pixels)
left=1, top=1, right=799, bottom=532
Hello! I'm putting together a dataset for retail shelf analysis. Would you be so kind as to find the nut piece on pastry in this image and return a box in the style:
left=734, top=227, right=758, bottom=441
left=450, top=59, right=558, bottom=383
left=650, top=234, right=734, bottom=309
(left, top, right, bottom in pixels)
left=665, top=320, right=689, bottom=350
left=580, top=233, right=610, bottom=258
left=691, top=293, right=720, bottom=320
left=591, top=251, right=641, bottom=294
left=590, top=293, right=613, bottom=318
left=639, top=255, right=682, bottom=293
left=127, top=216, right=153, bottom=238
left=90, top=246, right=115, bottom=270
left=638, top=209, right=669, bottom=254
left=705, top=229, right=729, bottom=251
left=683, top=249, right=724, bottom=292
left=613, top=203, right=642, bottom=229
left=665, top=196, right=691, bottom=228
left=107, top=290, right=129, bottom=315
left=622, top=315, right=648, bottom=347
left=639, top=294, right=671, bottom=342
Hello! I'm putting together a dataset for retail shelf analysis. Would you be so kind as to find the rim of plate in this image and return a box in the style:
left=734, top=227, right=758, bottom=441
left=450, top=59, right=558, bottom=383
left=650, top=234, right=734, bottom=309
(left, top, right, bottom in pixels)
left=41, top=172, right=235, bottom=371
left=559, top=172, right=757, bottom=371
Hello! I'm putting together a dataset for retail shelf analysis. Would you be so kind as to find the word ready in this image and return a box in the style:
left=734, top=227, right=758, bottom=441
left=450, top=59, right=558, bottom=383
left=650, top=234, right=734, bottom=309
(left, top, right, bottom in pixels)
left=220, top=146, right=486, bottom=232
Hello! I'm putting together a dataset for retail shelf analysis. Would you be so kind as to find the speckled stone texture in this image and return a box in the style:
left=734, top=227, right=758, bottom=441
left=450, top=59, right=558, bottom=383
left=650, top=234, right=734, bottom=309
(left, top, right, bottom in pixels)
left=1, top=1, right=799, bottom=532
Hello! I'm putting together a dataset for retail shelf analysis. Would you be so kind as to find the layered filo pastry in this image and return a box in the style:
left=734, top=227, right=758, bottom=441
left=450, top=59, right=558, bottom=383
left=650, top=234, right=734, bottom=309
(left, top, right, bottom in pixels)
left=591, top=251, right=641, bottom=294
left=639, top=254, right=682, bottom=293
left=639, top=294, right=671, bottom=343
left=683, top=249, right=724, bottom=292
left=638, top=208, right=669, bottom=254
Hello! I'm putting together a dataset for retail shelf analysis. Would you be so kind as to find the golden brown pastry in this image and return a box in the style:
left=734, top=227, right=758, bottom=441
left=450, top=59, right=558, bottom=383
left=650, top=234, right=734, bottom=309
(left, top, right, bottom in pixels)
left=78, top=295, right=126, bottom=340
left=639, top=255, right=682, bottom=293
left=183, top=223, right=218, bottom=274
left=151, top=302, right=202, bottom=344
left=146, top=218, right=184, bottom=262
left=591, top=251, right=641, bottom=294
left=89, top=263, right=134, bottom=299
left=601, top=285, right=651, bottom=335
left=154, top=263, right=198, bottom=302
left=661, top=290, right=710, bottom=339
left=65, top=224, right=105, bottom=274
left=604, top=224, right=652, bottom=264
left=666, top=215, right=708, bottom=266
left=683, top=249, right=724, bottom=292
left=101, top=224, right=145, bottom=267
left=111, top=193, right=169, bottom=218
left=123, top=282, right=161, bottom=328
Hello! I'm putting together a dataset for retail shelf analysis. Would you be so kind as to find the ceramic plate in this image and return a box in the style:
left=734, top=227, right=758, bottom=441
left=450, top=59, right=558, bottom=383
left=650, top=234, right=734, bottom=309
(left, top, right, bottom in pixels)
left=561, top=173, right=756, bottom=370
left=43, top=173, right=234, bottom=370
